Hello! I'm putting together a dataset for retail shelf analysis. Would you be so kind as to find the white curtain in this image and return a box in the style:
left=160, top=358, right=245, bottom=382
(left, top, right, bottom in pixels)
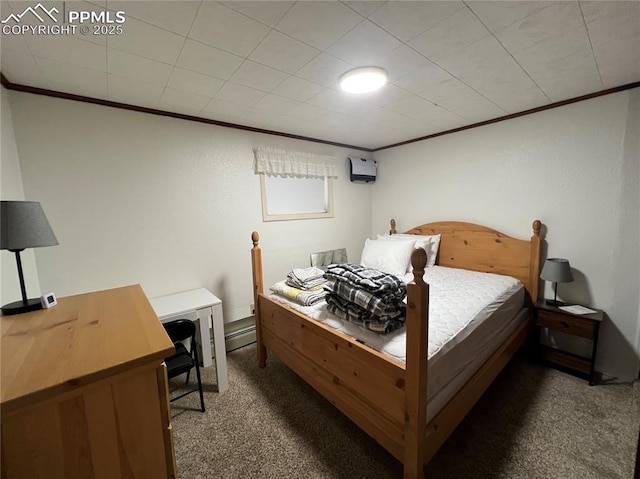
left=253, top=146, right=337, bottom=179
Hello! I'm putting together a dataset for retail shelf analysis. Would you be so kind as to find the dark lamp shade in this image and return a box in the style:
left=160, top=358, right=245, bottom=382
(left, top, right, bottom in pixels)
left=1, top=201, right=58, bottom=251
left=540, top=258, right=574, bottom=283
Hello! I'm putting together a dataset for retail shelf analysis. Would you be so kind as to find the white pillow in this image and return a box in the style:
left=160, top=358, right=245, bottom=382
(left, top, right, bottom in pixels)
left=378, top=233, right=441, bottom=268
left=360, top=239, right=416, bottom=278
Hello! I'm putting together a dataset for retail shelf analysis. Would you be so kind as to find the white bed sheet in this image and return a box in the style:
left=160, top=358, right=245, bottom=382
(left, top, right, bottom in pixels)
left=269, top=265, right=525, bottom=421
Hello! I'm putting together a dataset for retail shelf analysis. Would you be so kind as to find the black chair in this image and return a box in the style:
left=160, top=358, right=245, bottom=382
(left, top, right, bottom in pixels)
left=163, top=319, right=205, bottom=412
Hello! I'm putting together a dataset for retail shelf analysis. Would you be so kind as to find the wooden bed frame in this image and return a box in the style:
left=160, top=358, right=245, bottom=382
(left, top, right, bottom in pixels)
left=250, top=220, right=542, bottom=479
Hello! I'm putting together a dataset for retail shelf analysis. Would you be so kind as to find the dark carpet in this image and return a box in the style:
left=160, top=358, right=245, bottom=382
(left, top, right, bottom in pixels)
left=170, top=344, right=639, bottom=478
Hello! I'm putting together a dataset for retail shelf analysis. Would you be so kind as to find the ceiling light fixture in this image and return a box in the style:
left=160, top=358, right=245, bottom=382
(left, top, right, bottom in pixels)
left=339, top=67, right=388, bottom=94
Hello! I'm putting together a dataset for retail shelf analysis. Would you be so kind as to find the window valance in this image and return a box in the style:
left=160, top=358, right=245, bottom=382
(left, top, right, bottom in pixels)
left=253, top=146, right=337, bottom=179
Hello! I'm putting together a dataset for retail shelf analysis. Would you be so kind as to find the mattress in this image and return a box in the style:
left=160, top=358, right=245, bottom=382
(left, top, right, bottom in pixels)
left=269, top=265, right=525, bottom=421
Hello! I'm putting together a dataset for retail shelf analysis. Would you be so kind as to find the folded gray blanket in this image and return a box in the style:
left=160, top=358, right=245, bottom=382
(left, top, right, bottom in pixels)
left=286, top=266, right=326, bottom=290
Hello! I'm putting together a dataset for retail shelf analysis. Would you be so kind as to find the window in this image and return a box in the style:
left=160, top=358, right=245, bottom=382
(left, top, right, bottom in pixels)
left=254, top=146, right=337, bottom=222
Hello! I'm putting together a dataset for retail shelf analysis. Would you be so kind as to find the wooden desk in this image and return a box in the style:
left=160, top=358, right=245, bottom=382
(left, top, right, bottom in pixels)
left=1, top=285, right=177, bottom=479
left=149, top=288, right=229, bottom=393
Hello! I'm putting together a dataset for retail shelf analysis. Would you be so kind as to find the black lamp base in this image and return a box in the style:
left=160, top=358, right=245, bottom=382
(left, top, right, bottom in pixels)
left=545, top=298, right=566, bottom=307
left=1, top=298, right=43, bottom=316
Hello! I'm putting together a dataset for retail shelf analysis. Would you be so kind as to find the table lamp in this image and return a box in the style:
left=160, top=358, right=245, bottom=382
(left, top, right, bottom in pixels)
left=540, top=258, right=574, bottom=306
left=1, top=201, right=58, bottom=315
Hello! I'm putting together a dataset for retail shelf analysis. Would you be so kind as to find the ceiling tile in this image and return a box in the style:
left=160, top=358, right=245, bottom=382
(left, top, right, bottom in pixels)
left=394, top=63, right=469, bottom=103
left=176, top=39, right=244, bottom=81
left=167, top=68, right=225, bottom=98
left=368, top=1, right=464, bottom=42
left=409, top=7, right=491, bottom=62
left=384, top=95, right=437, bottom=119
left=108, top=1, right=199, bottom=35
left=108, top=16, right=185, bottom=64
left=253, top=93, right=301, bottom=114
left=201, top=98, right=249, bottom=121
left=468, top=66, right=550, bottom=113
left=327, top=20, right=401, bottom=65
left=275, top=1, right=362, bottom=50
left=0, top=26, right=31, bottom=53
left=249, top=30, right=320, bottom=74
left=215, top=82, right=266, bottom=106
left=512, top=28, right=602, bottom=101
left=295, top=53, right=352, bottom=89
left=107, top=49, right=173, bottom=87
left=592, top=38, right=640, bottom=88
left=36, top=57, right=108, bottom=99
left=368, top=108, right=422, bottom=130
left=26, top=35, right=106, bottom=72
left=159, top=87, right=211, bottom=115
left=467, top=1, right=546, bottom=30
left=189, top=2, right=270, bottom=57
left=581, top=1, right=640, bottom=88
left=306, top=88, right=353, bottom=111
left=485, top=2, right=584, bottom=54
left=435, top=90, right=506, bottom=122
left=337, top=100, right=385, bottom=121
left=342, top=1, right=386, bottom=18
left=237, top=107, right=284, bottom=129
left=108, top=74, right=164, bottom=107
left=376, top=45, right=432, bottom=82
left=1, top=50, right=49, bottom=89
left=287, top=103, right=328, bottom=121
left=581, top=0, right=640, bottom=45
left=229, top=60, right=289, bottom=92
left=435, top=35, right=514, bottom=81
left=272, top=76, right=326, bottom=102
left=221, top=1, right=294, bottom=28
left=365, top=83, right=413, bottom=108
left=65, top=1, right=110, bottom=46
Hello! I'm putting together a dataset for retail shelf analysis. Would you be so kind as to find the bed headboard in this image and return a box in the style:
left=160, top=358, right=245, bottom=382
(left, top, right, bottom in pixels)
left=390, top=219, right=542, bottom=305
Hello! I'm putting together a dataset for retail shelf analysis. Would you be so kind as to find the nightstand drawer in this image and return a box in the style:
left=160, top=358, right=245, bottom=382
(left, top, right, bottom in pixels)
left=536, top=310, right=596, bottom=339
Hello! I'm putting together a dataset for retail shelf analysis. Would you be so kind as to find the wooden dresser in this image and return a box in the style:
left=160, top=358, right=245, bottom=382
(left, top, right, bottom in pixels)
left=1, top=285, right=177, bottom=479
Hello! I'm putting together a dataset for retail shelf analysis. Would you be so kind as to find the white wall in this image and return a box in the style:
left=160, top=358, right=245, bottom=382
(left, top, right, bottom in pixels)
left=0, top=86, right=41, bottom=306
left=7, top=91, right=373, bottom=323
left=372, top=89, right=640, bottom=381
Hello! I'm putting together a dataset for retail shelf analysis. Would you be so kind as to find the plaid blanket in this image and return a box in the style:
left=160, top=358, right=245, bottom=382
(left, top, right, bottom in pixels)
left=323, top=263, right=406, bottom=299
left=324, top=279, right=403, bottom=317
left=325, top=294, right=405, bottom=334
left=324, top=263, right=407, bottom=334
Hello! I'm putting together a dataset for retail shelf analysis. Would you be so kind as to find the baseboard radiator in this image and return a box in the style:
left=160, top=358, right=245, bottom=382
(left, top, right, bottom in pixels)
left=218, top=317, right=256, bottom=354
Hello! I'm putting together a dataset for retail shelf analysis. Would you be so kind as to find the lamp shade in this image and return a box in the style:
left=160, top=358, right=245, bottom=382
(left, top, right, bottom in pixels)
left=540, top=258, right=574, bottom=283
left=1, top=201, right=58, bottom=251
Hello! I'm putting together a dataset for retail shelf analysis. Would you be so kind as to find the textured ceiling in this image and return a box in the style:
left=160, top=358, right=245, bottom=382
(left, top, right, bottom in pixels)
left=1, top=1, right=639, bottom=150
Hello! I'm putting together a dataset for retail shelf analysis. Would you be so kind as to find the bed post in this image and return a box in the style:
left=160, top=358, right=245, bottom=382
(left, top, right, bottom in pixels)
left=251, top=231, right=267, bottom=368
left=390, top=218, right=397, bottom=235
left=528, top=220, right=542, bottom=305
left=404, top=248, right=429, bottom=479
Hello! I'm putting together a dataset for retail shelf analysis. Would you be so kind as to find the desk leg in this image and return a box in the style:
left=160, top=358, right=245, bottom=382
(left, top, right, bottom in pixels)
left=210, top=303, right=229, bottom=393
left=196, top=309, right=213, bottom=369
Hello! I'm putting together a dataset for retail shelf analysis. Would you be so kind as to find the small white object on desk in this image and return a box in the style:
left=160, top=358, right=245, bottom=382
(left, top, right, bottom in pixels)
left=149, top=288, right=228, bottom=393
left=559, top=304, right=598, bottom=315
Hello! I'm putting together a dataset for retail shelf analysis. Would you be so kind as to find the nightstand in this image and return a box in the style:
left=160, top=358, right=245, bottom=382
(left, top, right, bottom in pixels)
left=534, top=300, right=603, bottom=385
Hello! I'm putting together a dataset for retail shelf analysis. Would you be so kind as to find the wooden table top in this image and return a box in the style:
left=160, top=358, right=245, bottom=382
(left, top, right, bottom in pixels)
left=1, top=284, right=174, bottom=412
